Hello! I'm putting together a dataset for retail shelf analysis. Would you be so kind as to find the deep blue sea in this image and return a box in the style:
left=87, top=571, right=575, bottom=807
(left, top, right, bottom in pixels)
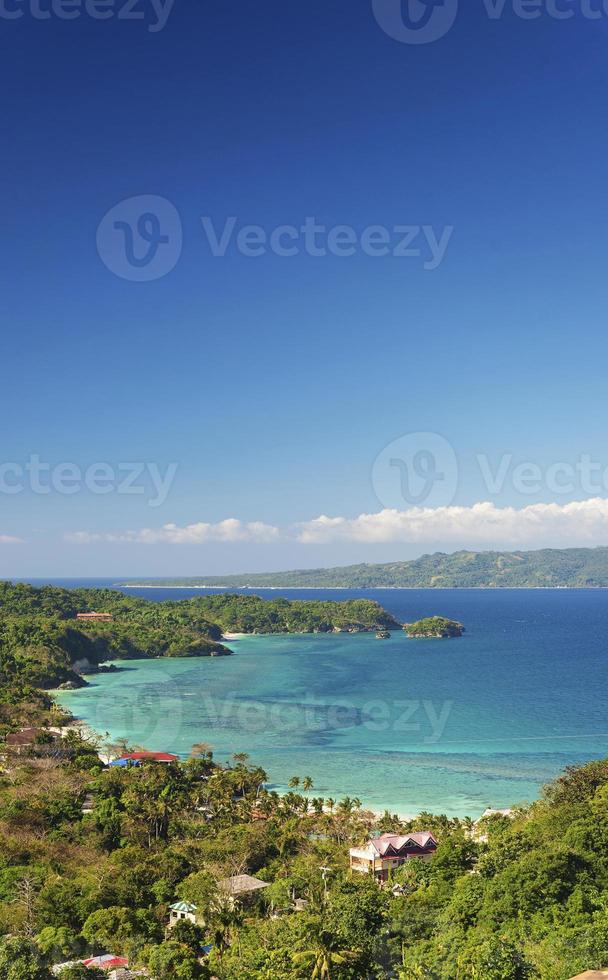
left=35, top=578, right=608, bottom=818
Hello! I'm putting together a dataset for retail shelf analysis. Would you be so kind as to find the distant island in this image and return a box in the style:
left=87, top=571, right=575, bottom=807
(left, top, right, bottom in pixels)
left=405, top=616, right=465, bottom=638
left=120, top=546, right=608, bottom=589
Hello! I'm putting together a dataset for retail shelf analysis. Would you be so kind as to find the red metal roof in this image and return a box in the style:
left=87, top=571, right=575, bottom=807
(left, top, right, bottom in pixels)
left=122, top=751, right=178, bottom=762
left=83, top=954, right=129, bottom=969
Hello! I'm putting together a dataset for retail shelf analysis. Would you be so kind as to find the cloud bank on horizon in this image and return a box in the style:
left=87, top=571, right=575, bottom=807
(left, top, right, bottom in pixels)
left=67, top=519, right=280, bottom=545
left=63, top=497, right=608, bottom=550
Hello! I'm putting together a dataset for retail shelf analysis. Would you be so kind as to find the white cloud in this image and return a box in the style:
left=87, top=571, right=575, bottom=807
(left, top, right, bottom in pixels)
left=66, top=499, right=608, bottom=551
left=67, top=519, right=280, bottom=546
left=0, top=534, right=23, bottom=544
left=297, top=499, right=608, bottom=546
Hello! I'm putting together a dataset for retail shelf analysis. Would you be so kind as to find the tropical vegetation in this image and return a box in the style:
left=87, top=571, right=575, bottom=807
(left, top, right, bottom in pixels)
left=126, top=545, right=608, bottom=588
left=2, top=583, right=608, bottom=978
left=0, top=582, right=399, bottom=696
left=404, top=617, right=465, bottom=638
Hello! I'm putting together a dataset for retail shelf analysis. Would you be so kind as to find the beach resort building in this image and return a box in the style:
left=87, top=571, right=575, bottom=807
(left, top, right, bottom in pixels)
left=349, top=832, right=438, bottom=882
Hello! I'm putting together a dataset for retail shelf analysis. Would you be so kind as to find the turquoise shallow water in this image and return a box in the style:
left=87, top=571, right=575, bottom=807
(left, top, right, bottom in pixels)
left=54, top=587, right=608, bottom=818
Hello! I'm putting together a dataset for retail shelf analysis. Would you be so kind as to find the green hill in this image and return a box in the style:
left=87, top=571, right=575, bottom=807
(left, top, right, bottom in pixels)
left=0, top=582, right=399, bottom=696
left=122, top=546, right=608, bottom=589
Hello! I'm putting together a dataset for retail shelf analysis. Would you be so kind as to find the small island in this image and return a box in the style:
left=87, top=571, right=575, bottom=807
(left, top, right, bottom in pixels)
left=404, top=616, right=465, bottom=638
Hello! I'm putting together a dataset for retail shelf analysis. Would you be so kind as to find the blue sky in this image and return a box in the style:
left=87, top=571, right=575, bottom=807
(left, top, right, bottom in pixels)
left=3, top=0, right=608, bottom=575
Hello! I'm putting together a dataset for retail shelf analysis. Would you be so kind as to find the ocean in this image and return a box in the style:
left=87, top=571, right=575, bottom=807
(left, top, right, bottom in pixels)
left=43, top=580, right=608, bottom=818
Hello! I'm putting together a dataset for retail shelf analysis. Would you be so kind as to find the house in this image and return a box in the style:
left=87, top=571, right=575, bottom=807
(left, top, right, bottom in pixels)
left=5, top=728, right=61, bottom=753
left=219, top=874, right=270, bottom=905
left=168, top=900, right=199, bottom=928
left=109, top=751, right=179, bottom=767
left=82, top=954, right=130, bottom=970
left=52, top=959, right=144, bottom=977
left=77, top=612, right=113, bottom=622
left=349, top=832, right=438, bottom=882
left=478, top=807, right=514, bottom=820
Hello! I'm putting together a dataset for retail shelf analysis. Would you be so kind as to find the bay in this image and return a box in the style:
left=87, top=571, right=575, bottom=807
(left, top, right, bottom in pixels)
left=44, top=580, right=608, bottom=818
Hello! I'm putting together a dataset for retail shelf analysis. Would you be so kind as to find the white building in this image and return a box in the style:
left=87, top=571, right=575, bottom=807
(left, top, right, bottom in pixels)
left=349, top=832, right=438, bottom=882
left=168, top=900, right=199, bottom=927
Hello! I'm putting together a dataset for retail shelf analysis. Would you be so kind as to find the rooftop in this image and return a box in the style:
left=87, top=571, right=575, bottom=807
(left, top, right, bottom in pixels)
left=83, top=954, right=130, bottom=970
left=110, top=751, right=179, bottom=766
left=365, top=832, right=438, bottom=856
left=6, top=727, right=60, bottom=746
left=219, top=874, right=270, bottom=896
left=170, top=901, right=197, bottom=913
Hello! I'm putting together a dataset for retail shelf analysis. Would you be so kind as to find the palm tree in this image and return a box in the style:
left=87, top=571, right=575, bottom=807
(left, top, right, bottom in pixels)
left=293, top=923, right=359, bottom=980
left=210, top=899, right=244, bottom=960
left=311, top=797, right=324, bottom=815
left=288, top=776, right=301, bottom=790
left=461, top=816, right=475, bottom=836
left=337, top=797, right=353, bottom=815
left=302, top=776, right=314, bottom=792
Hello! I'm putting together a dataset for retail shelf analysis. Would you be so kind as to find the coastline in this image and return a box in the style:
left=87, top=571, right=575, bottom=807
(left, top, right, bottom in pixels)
left=50, top=592, right=600, bottom=821
left=117, top=584, right=608, bottom=591
left=52, top=686, right=428, bottom=819
left=54, top=703, right=439, bottom=821
left=51, top=648, right=528, bottom=821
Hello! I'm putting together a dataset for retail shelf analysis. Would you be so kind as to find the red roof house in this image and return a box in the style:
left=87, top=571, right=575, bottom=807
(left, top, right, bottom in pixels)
left=83, top=954, right=129, bottom=969
left=350, top=832, right=438, bottom=881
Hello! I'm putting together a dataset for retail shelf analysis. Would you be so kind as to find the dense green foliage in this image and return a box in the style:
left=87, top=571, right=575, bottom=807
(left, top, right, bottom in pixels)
left=189, top=593, right=399, bottom=634
left=405, top=617, right=465, bottom=638
left=2, top=714, right=608, bottom=977
left=127, top=545, right=608, bottom=588
left=3, top=585, right=608, bottom=978
left=0, top=583, right=398, bottom=704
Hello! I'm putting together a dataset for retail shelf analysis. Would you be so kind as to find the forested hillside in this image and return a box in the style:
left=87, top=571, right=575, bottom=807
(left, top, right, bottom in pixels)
left=1, top=722, right=608, bottom=977
left=126, top=546, right=608, bottom=589
left=0, top=583, right=399, bottom=701
left=1, top=584, right=608, bottom=976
